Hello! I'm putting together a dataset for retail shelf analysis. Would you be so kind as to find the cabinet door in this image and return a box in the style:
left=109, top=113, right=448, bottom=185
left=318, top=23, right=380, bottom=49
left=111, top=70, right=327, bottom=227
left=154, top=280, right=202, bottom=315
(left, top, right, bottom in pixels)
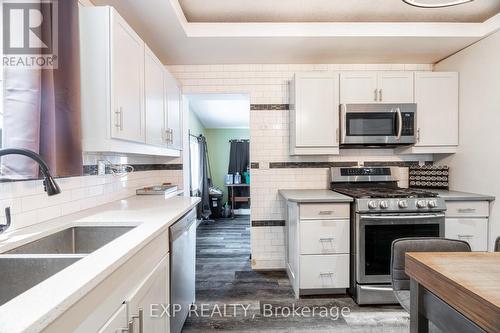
left=127, top=256, right=169, bottom=333
left=164, top=71, right=182, bottom=150
left=377, top=72, right=414, bottom=103
left=445, top=218, right=488, bottom=251
left=111, top=10, right=145, bottom=143
left=294, top=72, right=339, bottom=147
left=145, top=46, right=167, bottom=147
left=98, top=304, right=128, bottom=333
left=340, top=72, right=378, bottom=104
left=414, top=72, right=459, bottom=147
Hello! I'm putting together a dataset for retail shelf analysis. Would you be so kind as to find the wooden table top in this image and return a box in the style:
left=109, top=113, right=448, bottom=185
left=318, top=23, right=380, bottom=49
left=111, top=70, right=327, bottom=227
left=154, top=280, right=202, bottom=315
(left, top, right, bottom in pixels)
left=405, top=252, right=500, bottom=333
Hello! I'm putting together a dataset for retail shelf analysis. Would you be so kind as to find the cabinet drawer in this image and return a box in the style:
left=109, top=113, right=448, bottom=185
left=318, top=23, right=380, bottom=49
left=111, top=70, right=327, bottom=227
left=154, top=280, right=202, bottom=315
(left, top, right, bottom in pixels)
left=300, top=220, right=349, bottom=254
left=446, top=201, right=489, bottom=218
left=299, top=254, right=349, bottom=289
left=299, top=203, right=350, bottom=220
left=445, top=218, right=488, bottom=252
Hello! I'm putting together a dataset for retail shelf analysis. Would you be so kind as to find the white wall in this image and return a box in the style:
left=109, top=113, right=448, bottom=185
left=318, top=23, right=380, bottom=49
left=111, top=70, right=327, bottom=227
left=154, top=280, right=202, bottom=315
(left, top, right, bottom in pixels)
left=435, top=31, right=500, bottom=251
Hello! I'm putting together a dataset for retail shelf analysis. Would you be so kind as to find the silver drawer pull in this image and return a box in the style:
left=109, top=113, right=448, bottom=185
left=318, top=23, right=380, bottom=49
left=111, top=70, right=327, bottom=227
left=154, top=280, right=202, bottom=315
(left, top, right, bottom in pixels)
left=320, top=272, right=334, bottom=277
left=319, top=237, right=335, bottom=242
left=457, top=234, right=474, bottom=239
left=457, top=208, right=476, bottom=213
left=318, top=210, right=334, bottom=215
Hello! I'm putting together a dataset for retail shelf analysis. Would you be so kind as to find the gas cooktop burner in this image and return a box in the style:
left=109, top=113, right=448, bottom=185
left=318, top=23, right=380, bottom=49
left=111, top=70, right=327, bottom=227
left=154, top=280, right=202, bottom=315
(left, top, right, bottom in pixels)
left=332, top=186, right=439, bottom=199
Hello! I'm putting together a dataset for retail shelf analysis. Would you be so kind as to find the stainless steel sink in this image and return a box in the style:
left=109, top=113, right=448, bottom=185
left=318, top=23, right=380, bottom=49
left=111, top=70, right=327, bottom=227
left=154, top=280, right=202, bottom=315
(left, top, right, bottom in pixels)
left=6, top=226, right=135, bottom=254
left=0, top=255, right=84, bottom=306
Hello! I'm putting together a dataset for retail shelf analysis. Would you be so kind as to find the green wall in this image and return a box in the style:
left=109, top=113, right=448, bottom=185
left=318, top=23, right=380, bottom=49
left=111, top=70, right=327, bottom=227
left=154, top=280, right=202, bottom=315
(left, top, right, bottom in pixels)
left=205, top=128, right=250, bottom=202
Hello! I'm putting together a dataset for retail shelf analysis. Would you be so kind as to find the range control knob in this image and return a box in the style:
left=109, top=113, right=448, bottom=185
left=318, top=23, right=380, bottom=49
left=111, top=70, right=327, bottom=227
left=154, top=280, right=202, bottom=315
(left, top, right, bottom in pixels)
left=428, top=200, right=438, bottom=208
left=399, top=200, right=409, bottom=208
left=379, top=201, right=389, bottom=209
left=368, top=201, right=378, bottom=209
left=417, top=200, right=427, bottom=209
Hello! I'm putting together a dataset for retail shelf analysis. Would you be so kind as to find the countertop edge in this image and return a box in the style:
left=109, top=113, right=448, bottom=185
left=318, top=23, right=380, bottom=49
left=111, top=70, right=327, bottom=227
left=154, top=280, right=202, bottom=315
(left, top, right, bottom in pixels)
left=278, top=189, right=354, bottom=203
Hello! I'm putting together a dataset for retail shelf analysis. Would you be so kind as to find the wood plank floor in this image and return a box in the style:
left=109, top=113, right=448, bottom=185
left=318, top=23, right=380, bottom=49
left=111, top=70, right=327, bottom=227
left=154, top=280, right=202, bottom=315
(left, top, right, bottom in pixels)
left=182, top=216, right=410, bottom=332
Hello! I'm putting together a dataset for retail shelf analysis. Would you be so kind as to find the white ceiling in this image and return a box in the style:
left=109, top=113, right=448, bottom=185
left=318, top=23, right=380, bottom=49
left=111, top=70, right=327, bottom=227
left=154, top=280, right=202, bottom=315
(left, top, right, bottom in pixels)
left=179, top=0, right=500, bottom=23
left=188, top=94, right=250, bottom=129
left=91, top=0, right=500, bottom=64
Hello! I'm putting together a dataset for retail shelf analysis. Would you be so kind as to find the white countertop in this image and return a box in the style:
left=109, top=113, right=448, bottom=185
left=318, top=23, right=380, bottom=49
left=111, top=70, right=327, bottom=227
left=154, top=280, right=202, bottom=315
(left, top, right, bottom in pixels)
left=0, top=195, right=200, bottom=333
left=433, top=189, right=495, bottom=201
left=279, top=189, right=353, bottom=203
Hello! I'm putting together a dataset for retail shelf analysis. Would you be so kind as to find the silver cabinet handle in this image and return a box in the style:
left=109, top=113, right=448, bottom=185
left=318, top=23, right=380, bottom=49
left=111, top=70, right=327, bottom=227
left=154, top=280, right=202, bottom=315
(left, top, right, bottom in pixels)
left=374, top=89, right=378, bottom=102
left=416, top=128, right=421, bottom=143
left=457, top=234, right=474, bottom=239
left=319, top=272, right=334, bottom=277
left=318, top=210, right=334, bottom=215
left=457, top=208, right=476, bottom=213
left=336, top=128, right=339, bottom=144
left=131, top=308, right=143, bottom=333
left=319, top=237, right=335, bottom=242
left=379, top=89, right=383, bottom=102
left=396, top=107, right=402, bottom=141
left=115, top=107, right=123, bottom=130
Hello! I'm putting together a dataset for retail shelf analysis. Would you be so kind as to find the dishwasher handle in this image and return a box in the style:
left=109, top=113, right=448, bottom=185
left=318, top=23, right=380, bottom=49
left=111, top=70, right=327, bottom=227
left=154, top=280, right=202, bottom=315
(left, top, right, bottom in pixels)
left=170, top=208, right=196, bottom=241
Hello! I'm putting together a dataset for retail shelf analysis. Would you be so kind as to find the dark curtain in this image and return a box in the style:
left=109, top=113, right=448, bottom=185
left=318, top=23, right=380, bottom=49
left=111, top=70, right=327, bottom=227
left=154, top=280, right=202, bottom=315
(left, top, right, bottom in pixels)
left=228, top=140, right=250, bottom=200
left=1, top=0, right=82, bottom=179
left=198, top=135, right=211, bottom=219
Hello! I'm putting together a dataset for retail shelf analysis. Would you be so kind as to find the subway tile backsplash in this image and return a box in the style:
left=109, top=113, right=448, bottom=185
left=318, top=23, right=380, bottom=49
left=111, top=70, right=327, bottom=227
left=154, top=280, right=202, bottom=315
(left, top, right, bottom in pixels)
left=170, top=63, right=434, bottom=269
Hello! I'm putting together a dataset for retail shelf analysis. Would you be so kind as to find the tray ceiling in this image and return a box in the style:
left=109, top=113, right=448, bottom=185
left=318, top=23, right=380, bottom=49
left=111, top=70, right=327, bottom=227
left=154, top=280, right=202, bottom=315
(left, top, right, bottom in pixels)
left=179, top=0, right=500, bottom=23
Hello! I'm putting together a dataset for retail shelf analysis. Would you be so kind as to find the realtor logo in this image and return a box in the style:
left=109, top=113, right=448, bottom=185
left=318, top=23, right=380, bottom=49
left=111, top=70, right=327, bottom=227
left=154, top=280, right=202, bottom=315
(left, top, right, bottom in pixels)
left=2, top=0, right=58, bottom=68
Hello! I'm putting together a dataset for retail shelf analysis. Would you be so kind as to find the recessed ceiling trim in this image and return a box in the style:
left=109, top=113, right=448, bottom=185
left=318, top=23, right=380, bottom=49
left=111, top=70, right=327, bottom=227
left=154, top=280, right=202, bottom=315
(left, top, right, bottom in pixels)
left=402, top=0, right=474, bottom=9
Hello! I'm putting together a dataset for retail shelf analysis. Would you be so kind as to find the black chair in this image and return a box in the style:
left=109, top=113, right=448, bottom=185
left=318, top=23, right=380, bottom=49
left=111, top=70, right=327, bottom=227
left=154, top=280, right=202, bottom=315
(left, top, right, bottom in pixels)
left=495, top=237, right=500, bottom=252
left=390, top=237, right=471, bottom=312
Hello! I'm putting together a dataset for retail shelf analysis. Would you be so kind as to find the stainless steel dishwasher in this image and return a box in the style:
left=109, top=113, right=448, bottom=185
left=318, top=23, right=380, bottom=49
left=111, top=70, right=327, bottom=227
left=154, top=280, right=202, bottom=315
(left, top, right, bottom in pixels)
left=169, top=208, right=196, bottom=333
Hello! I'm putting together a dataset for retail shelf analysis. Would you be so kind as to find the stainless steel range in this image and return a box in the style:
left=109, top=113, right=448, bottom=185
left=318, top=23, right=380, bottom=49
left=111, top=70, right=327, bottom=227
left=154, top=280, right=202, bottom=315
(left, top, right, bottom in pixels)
left=330, top=166, right=446, bottom=305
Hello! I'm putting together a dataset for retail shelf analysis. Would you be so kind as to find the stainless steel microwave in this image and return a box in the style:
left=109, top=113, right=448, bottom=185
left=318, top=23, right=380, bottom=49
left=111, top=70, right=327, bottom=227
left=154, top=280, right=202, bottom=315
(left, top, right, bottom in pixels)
left=340, top=103, right=416, bottom=146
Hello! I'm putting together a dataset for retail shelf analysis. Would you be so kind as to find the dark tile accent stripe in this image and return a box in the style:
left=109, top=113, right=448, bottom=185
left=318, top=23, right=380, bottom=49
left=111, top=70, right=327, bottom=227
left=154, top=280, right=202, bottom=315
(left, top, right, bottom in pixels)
left=250, top=162, right=259, bottom=169
left=83, top=163, right=183, bottom=176
left=252, top=220, right=286, bottom=227
left=269, top=162, right=357, bottom=169
left=364, top=161, right=434, bottom=167
left=250, top=104, right=289, bottom=111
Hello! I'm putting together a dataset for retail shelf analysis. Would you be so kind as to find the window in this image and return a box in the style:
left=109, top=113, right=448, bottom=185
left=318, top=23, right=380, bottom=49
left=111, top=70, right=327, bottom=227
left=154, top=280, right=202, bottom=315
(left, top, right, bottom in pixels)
left=189, top=136, right=200, bottom=195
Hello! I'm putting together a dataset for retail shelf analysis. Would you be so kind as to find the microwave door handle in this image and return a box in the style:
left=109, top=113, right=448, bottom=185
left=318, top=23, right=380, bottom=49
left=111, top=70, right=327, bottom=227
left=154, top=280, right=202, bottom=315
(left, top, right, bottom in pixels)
left=396, top=107, right=403, bottom=141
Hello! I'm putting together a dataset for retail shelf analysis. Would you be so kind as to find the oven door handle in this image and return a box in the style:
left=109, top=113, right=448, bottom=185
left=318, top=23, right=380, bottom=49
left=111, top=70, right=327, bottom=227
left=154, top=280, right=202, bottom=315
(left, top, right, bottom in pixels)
left=360, top=213, right=445, bottom=220
left=395, top=107, right=403, bottom=141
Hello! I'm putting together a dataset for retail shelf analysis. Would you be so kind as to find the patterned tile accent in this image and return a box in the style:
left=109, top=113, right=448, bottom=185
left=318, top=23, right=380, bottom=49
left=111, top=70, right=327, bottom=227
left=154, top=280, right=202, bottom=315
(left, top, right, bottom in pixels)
left=83, top=163, right=183, bottom=176
left=252, top=220, right=286, bottom=227
left=250, top=104, right=289, bottom=111
left=269, top=162, right=357, bottom=169
left=364, top=161, right=433, bottom=167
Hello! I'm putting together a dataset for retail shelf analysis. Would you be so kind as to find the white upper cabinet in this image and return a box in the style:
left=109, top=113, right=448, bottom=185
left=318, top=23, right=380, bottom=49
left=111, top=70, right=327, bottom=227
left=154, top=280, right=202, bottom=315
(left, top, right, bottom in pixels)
left=339, top=72, right=378, bottom=104
left=290, top=72, right=340, bottom=155
left=110, top=11, right=145, bottom=143
left=80, top=6, right=180, bottom=157
left=398, top=72, right=459, bottom=154
left=164, top=70, right=183, bottom=151
left=340, top=71, right=414, bottom=104
left=145, top=46, right=167, bottom=147
left=377, top=72, right=414, bottom=103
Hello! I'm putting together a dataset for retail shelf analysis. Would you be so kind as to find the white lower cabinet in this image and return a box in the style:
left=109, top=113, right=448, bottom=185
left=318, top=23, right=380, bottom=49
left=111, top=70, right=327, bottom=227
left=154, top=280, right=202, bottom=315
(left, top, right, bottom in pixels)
left=299, top=254, right=349, bottom=289
left=127, top=256, right=170, bottom=333
left=444, top=200, right=490, bottom=252
left=445, top=218, right=488, bottom=252
left=98, top=304, right=128, bottom=333
left=286, top=202, right=350, bottom=298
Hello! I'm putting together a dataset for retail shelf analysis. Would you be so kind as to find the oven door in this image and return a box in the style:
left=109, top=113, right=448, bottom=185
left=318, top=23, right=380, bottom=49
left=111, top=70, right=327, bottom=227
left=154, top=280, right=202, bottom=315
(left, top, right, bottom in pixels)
left=356, top=213, right=444, bottom=284
left=340, top=104, right=416, bottom=145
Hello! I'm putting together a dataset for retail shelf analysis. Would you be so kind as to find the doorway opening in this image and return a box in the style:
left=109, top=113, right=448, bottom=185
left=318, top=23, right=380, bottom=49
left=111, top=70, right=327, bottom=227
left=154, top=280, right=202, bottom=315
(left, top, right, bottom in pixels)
left=186, top=93, right=251, bottom=220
